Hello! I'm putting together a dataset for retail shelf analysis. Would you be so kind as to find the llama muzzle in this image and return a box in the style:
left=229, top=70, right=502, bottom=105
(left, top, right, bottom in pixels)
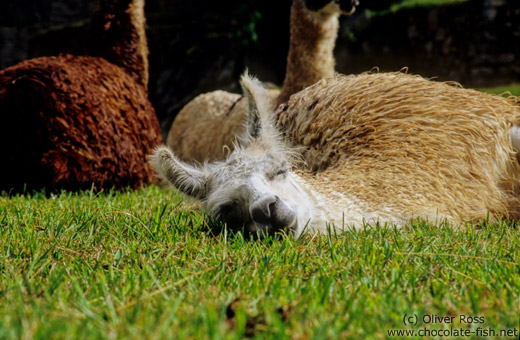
left=248, top=195, right=297, bottom=236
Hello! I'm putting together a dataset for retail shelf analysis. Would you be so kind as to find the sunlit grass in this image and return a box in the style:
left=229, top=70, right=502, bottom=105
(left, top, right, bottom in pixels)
left=367, top=0, right=470, bottom=15
left=0, top=185, right=518, bottom=339
left=391, top=0, right=470, bottom=11
left=479, top=83, right=520, bottom=97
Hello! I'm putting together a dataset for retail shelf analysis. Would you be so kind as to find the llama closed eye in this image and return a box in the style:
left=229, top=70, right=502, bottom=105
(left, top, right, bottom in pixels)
left=274, top=169, right=289, bottom=179
left=266, top=169, right=288, bottom=181
left=276, top=169, right=288, bottom=176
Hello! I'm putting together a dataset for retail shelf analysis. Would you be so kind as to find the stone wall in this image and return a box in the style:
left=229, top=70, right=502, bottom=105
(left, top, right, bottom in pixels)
left=336, top=0, right=520, bottom=87
left=0, top=0, right=94, bottom=69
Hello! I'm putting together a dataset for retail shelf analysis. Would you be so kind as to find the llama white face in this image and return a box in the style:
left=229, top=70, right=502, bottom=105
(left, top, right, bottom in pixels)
left=151, top=74, right=314, bottom=237
left=203, top=150, right=302, bottom=236
left=151, top=144, right=310, bottom=237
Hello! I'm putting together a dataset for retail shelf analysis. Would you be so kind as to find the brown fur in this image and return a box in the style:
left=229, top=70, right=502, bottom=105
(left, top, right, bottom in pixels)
left=167, top=91, right=246, bottom=162
left=276, top=72, right=520, bottom=222
left=89, top=0, right=149, bottom=88
left=277, top=0, right=338, bottom=105
left=166, top=0, right=344, bottom=163
left=0, top=0, right=162, bottom=192
left=166, top=90, right=282, bottom=163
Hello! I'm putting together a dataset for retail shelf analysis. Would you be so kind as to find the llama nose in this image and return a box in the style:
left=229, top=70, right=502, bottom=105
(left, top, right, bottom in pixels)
left=249, top=195, right=297, bottom=235
left=250, top=195, right=278, bottom=224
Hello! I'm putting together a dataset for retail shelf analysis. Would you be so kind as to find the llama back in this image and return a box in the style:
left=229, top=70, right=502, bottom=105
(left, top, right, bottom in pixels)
left=166, top=91, right=247, bottom=162
left=276, top=72, right=520, bottom=222
left=0, top=55, right=162, bottom=191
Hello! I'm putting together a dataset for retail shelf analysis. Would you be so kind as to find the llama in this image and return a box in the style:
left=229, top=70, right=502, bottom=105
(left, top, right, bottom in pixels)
left=152, top=73, right=520, bottom=237
left=166, top=0, right=357, bottom=163
left=0, top=0, right=163, bottom=192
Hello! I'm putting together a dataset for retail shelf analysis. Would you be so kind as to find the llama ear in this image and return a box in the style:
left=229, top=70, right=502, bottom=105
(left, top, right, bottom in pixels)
left=240, top=72, right=271, bottom=140
left=150, top=146, right=207, bottom=199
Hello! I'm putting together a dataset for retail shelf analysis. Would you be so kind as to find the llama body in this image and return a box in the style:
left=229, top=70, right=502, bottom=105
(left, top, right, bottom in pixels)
left=276, top=72, right=520, bottom=226
left=0, top=0, right=163, bottom=191
left=166, top=0, right=357, bottom=163
left=153, top=72, right=520, bottom=236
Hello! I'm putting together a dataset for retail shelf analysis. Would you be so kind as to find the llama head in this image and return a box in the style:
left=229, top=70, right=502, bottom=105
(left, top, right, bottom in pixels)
left=303, top=0, right=359, bottom=15
left=151, top=74, right=313, bottom=237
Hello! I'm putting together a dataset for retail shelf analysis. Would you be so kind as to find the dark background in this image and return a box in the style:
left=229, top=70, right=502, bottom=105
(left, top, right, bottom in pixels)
left=1, top=0, right=519, bottom=136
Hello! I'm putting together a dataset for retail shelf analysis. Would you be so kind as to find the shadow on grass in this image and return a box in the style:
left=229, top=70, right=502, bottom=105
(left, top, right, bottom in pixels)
left=203, top=215, right=294, bottom=243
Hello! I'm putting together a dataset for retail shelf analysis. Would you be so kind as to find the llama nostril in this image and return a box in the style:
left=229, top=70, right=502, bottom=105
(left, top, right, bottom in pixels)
left=251, top=206, right=269, bottom=223
left=250, top=195, right=277, bottom=224
left=268, top=200, right=276, bottom=215
left=247, top=196, right=297, bottom=236
left=251, top=196, right=295, bottom=225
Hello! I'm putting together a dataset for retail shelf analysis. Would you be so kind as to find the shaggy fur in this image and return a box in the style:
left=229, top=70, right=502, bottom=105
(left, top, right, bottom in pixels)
left=152, top=74, right=306, bottom=236
left=277, top=0, right=342, bottom=105
left=153, top=73, right=520, bottom=236
left=0, top=0, right=163, bottom=192
left=166, top=90, right=279, bottom=162
left=166, top=0, right=354, bottom=163
left=276, top=72, right=520, bottom=223
left=90, top=0, right=150, bottom=88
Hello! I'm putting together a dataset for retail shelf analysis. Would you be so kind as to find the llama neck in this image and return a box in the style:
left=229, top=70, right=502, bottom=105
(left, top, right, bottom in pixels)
left=290, top=171, right=336, bottom=236
left=291, top=171, right=409, bottom=234
left=89, top=0, right=149, bottom=88
left=276, top=0, right=339, bottom=106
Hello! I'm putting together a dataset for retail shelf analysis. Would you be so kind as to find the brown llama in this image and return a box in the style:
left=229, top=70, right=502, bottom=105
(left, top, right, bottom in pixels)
left=0, top=0, right=163, bottom=192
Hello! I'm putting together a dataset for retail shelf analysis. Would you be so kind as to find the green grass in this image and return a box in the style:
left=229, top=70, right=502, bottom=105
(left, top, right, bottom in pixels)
left=367, top=0, right=470, bottom=15
left=0, top=185, right=519, bottom=339
left=390, top=0, right=470, bottom=11
left=479, top=83, right=520, bottom=97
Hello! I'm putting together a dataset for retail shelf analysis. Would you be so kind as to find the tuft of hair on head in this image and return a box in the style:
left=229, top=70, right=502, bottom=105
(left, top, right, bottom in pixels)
left=149, top=146, right=207, bottom=199
left=236, top=71, right=301, bottom=165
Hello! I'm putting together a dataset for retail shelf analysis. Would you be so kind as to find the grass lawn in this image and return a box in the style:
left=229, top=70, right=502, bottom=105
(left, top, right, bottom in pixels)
left=390, top=0, right=470, bottom=11
left=479, top=83, right=520, bottom=97
left=0, top=185, right=518, bottom=339
left=368, top=0, right=471, bottom=15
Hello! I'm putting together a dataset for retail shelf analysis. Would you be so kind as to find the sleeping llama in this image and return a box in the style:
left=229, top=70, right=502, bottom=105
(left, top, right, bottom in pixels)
left=152, top=73, right=520, bottom=237
left=0, top=0, right=162, bottom=192
left=166, top=0, right=358, bottom=163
